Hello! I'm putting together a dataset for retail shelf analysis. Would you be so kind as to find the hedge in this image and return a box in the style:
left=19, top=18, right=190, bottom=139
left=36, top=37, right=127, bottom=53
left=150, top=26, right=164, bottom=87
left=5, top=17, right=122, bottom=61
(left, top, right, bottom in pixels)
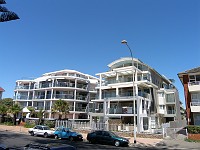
left=187, top=125, right=200, bottom=134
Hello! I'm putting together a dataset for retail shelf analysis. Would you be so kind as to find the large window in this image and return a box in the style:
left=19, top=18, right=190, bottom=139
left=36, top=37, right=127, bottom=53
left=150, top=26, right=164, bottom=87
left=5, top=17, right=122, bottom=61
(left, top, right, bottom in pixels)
left=166, top=93, right=175, bottom=103
left=189, top=74, right=200, bottom=82
left=191, top=93, right=200, bottom=102
left=194, top=113, right=200, bottom=125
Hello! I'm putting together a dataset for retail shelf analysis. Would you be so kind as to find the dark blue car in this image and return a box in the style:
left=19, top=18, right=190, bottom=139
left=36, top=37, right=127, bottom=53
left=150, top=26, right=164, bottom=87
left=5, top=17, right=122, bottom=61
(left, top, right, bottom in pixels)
left=54, top=127, right=83, bottom=141
left=87, top=130, right=129, bottom=147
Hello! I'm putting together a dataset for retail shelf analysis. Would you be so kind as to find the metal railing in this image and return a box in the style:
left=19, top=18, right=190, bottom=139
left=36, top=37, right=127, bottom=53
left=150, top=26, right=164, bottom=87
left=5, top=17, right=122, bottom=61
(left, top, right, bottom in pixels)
left=188, top=81, right=200, bottom=86
left=191, top=102, right=200, bottom=106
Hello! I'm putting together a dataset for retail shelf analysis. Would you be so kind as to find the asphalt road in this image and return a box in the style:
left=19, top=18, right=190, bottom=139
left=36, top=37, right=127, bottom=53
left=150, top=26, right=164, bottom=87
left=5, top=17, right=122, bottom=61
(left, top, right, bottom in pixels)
left=0, top=131, right=162, bottom=150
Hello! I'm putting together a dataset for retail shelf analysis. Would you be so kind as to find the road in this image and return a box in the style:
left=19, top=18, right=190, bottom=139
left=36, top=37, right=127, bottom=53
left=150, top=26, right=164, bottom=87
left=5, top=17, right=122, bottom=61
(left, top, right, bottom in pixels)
left=0, top=130, right=163, bottom=150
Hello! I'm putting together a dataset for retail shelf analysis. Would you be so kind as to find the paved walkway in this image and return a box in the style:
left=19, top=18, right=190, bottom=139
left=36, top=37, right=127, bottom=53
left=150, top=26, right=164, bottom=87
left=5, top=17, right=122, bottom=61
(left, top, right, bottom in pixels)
left=1, top=125, right=200, bottom=149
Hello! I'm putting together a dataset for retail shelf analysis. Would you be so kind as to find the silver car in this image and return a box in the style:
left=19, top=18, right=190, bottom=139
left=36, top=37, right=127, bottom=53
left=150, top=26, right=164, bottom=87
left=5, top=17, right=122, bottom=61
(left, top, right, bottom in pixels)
left=28, top=125, right=54, bottom=138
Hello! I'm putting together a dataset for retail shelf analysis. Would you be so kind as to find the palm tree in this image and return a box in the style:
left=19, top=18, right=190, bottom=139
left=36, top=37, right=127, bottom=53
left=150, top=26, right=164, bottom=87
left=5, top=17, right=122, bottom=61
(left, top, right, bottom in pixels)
left=27, top=106, right=35, bottom=118
left=52, top=99, right=70, bottom=120
left=9, top=103, right=22, bottom=125
left=37, top=109, right=45, bottom=125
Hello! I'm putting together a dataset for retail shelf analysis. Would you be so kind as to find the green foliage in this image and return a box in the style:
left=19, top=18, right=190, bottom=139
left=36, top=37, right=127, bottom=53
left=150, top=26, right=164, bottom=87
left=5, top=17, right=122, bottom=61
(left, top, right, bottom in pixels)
left=24, top=122, right=35, bottom=128
left=187, top=125, right=200, bottom=134
left=52, top=99, right=70, bottom=120
left=3, top=121, right=13, bottom=126
left=44, top=120, right=55, bottom=128
left=185, top=138, right=200, bottom=143
left=0, top=98, right=13, bottom=108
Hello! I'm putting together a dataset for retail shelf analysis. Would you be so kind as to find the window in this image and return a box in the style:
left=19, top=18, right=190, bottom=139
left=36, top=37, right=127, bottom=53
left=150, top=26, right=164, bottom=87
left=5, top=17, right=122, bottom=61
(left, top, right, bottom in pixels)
left=158, top=92, right=164, bottom=97
left=166, top=93, right=175, bottom=102
left=189, top=75, right=195, bottom=83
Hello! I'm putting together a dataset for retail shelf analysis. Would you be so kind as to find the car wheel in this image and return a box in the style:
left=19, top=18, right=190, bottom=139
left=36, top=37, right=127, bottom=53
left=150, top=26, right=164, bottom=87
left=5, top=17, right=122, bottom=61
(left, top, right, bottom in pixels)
left=54, top=135, right=59, bottom=139
left=114, top=140, right=120, bottom=147
left=30, top=132, right=34, bottom=136
left=44, top=132, right=48, bottom=138
left=69, top=136, right=74, bottom=141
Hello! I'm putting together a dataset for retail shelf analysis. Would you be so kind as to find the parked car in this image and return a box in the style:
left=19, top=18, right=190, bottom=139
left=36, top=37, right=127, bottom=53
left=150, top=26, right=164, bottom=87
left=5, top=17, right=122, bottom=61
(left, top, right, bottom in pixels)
left=87, top=130, right=129, bottom=147
left=54, top=127, right=83, bottom=141
left=28, top=125, right=55, bottom=138
left=24, top=143, right=77, bottom=150
left=0, top=144, right=9, bottom=150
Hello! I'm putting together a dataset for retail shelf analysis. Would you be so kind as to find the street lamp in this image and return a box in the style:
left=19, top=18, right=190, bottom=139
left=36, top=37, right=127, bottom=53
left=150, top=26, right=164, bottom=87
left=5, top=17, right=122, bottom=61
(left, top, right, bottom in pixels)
left=121, top=40, right=137, bottom=144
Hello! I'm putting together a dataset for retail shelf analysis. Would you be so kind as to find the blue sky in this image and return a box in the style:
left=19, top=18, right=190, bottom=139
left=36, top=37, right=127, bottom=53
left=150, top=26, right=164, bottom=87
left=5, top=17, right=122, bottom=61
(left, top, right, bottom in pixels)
left=1, top=0, right=200, bottom=108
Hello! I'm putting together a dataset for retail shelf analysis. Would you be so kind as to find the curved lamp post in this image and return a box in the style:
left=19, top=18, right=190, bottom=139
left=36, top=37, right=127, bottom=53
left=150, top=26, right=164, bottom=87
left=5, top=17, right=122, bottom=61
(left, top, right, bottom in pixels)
left=121, top=40, right=137, bottom=144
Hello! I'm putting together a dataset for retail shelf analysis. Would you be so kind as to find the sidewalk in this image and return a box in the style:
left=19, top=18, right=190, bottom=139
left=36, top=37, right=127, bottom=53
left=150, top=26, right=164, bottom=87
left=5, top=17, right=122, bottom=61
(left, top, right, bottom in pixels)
left=1, top=125, right=200, bottom=149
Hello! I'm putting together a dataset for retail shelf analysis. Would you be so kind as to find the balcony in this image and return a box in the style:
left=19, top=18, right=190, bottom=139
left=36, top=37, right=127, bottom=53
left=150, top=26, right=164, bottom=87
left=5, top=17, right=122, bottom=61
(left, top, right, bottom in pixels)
left=107, top=107, right=137, bottom=114
left=167, top=110, right=175, bottom=114
left=54, top=82, right=75, bottom=88
left=15, top=85, right=30, bottom=90
left=76, top=95, right=87, bottom=101
left=53, top=94, right=74, bottom=100
left=89, top=108, right=103, bottom=113
left=191, top=102, right=200, bottom=112
left=188, top=81, right=200, bottom=92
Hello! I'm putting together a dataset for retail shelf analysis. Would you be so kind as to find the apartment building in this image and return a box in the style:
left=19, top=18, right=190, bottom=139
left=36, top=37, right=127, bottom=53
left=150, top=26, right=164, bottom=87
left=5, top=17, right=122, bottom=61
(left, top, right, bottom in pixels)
left=178, top=66, right=200, bottom=125
left=0, top=87, right=5, bottom=99
left=14, top=69, right=99, bottom=121
left=90, top=57, right=181, bottom=132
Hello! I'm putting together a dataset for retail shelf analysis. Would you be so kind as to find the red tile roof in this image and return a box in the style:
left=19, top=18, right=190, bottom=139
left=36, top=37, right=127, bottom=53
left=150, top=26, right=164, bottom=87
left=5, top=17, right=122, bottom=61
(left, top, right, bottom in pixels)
left=0, top=87, right=5, bottom=92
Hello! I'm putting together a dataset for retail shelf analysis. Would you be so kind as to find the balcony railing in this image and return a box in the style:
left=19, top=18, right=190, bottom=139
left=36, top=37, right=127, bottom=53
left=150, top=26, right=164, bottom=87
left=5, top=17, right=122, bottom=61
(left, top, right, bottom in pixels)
left=89, top=108, right=103, bottom=113
left=54, top=94, right=74, bottom=99
left=34, top=95, right=45, bottom=99
left=15, top=85, right=30, bottom=90
left=167, top=110, right=175, bottom=114
left=76, top=95, right=87, bottom=100
left=166, top=99, right=175, bottom=103
left=189, top=81, right=200, bottom=86
left=107, top=107, right=137, bottom=114
left=54, top=82, right=75, bottom=88
left=191, top=102, right=200, bottom=106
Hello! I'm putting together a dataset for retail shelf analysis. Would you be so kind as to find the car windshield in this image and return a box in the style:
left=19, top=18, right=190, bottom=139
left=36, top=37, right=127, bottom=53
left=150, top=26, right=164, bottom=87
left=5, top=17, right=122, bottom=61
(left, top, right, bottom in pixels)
left=43, top=126, right=50, bottom=130
left=109, top=131, right=119, bottom=137
left=64, top=128, right=74, bottom=132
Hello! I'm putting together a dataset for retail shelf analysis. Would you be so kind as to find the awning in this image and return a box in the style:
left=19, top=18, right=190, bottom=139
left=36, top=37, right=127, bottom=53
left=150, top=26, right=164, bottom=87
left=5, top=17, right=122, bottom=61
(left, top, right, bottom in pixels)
left=22, top=107, right=30, bottom=113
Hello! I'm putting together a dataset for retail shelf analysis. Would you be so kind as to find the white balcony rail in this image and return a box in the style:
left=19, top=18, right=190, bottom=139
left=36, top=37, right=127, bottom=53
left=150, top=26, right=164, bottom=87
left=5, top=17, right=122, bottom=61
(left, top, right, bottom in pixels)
left=188, top=81, right=200, bottom=86
left=191, top=102, right=200, bottom=106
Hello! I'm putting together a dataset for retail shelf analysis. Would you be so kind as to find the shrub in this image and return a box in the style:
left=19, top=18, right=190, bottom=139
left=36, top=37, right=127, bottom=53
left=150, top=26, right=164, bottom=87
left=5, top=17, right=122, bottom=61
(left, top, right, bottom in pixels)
left=24, top=122, right=35, bottom=128
left=3, top=121, right=13, bottom=126
left=44, top=120, right=55, bottom=128
left=187, top=125, right=200, bottom=134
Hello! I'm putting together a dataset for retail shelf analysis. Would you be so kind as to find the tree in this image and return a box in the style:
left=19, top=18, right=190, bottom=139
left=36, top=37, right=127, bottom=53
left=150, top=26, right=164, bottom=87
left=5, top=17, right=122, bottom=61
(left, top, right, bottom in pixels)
left=0, top=0, right=19, bottom=22
left=0, top=104, right=7, bottom=122
left=0, top=98, right=13, bottom=123
left=36, top=109, right=45, bottom=125
left=27, top=106, right=35, bottom=118
left=0, top=98, right=13, bottom=107
left=51, top=99, right=70, bottom=120
left=9, top=103, right=22, bottom=125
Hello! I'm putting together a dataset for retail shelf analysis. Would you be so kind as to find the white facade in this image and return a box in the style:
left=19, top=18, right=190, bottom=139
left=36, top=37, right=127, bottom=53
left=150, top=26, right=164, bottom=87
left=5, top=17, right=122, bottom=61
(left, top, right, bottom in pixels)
left=14, top=69, right=99, bottom=121
left=90, top=57, right=181, bottom=132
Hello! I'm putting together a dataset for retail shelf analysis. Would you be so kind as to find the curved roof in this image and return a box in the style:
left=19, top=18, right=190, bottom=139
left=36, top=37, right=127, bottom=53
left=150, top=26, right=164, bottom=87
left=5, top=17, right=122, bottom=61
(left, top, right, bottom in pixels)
left=108, top=57, right=140, bottom=68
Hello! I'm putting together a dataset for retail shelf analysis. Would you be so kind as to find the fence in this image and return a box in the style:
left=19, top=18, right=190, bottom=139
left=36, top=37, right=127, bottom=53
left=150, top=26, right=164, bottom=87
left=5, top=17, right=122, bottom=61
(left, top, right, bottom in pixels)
left=55, top=120, right=134, bottom=133
left=164, top=128, right=188, bottom=139
left=162, top=120, right=188, bottom=139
